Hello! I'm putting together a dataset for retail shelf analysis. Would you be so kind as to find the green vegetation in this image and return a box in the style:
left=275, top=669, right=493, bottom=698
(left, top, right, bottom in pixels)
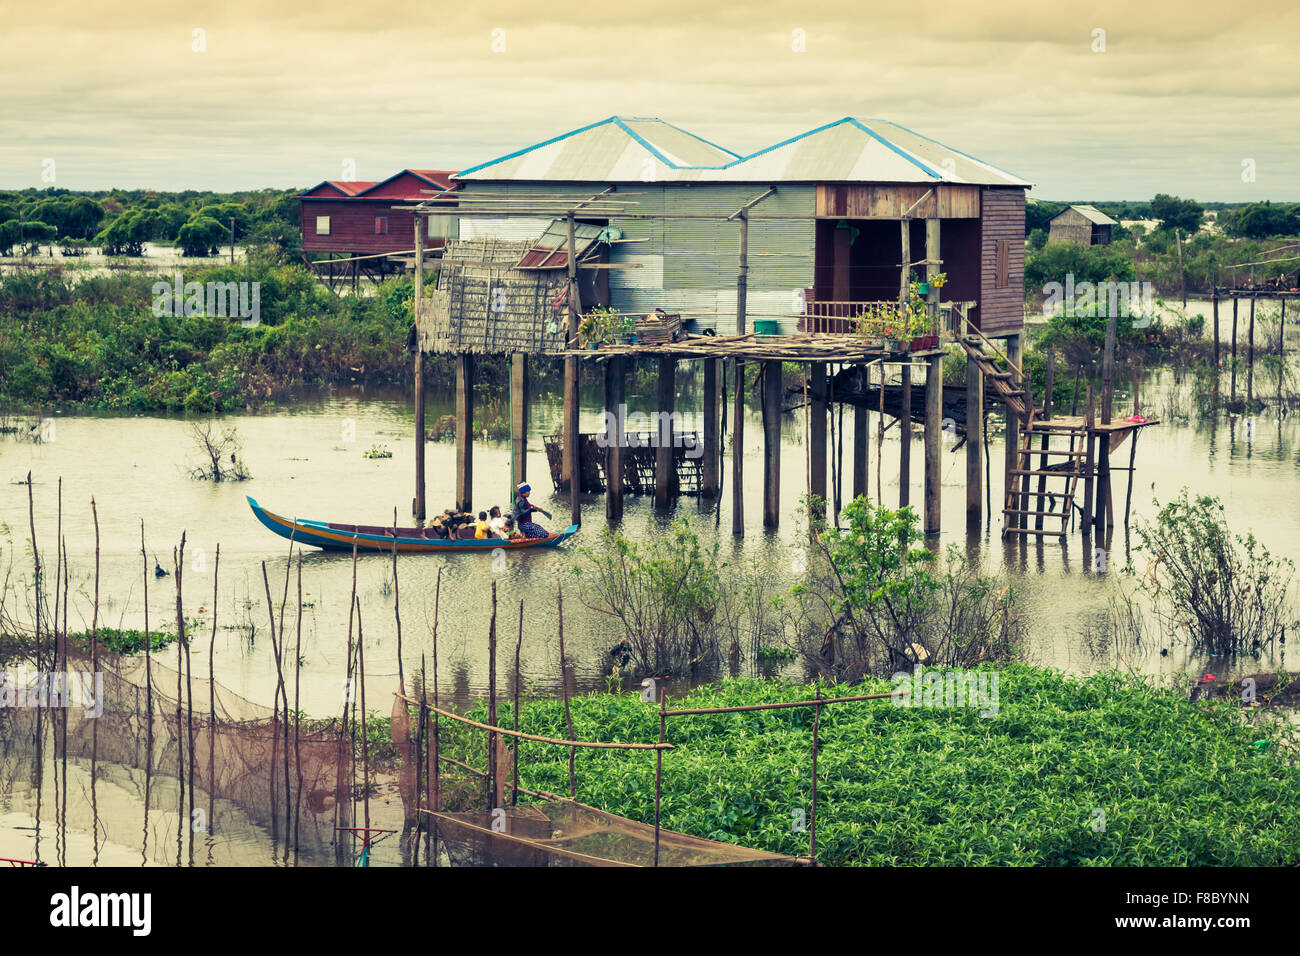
left=0, top=186, right=301, bottom=259
left=70, top=627, right=178, bottom=655
left=1126, top=489, right=1299, bottom=657
left=0, top=262, right=413, bottom=411
left=442, top=666, right=1300, bottom=865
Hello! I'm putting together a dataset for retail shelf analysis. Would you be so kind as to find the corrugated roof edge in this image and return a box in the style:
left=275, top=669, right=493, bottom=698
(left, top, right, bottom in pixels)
left=865, top=119, right=1033, bottom=187
left=455, top=116, right=738, bottom=179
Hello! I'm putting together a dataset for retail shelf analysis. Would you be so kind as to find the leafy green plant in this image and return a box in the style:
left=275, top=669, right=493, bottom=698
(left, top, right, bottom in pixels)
left=572, top=519, right=729, bottom=677
left=1128, top=489, right=1299, bottom=657
left=363, top=443, right=393, bottom=459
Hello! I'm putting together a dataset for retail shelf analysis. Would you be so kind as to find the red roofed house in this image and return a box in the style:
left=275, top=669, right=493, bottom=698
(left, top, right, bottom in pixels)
left=298, top=169, right=456, bottom=287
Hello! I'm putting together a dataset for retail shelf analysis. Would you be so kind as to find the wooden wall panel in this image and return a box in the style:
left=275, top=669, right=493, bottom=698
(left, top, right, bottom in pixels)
left=978, top=188, right=1026, bottom=337
left=816, top=184, right=979, bottom=219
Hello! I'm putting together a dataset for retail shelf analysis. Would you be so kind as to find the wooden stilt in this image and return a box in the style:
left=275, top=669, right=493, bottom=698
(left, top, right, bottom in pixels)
left=702, top=358, right=720, bottom=497
left=1081, top=385, right=1095, bottom=537
left=1231, top=297, right=1239, bottom=401
left=1004, top=334, right=1023, bottom=528
left=655, top=356, right=675, bottom=510
left=899, top=362, right=912, bottom=509
left=924, top=354, right=942, bottom=535
left=1247, top=295, right=1256, bottom=406
left=511, top=353, right=528, bottom=490
left=455, top=353, right=473, bottom=513
left=732, top=358, right=744, bottom=536
left=853, top=364, right=868, bottom=501
left=1212, top=291, right=1220, bottom=369
left=810, top=362, right=827, bottom=514
left=966, top=351, right=983, bottom=527
left=565, top=213, right=581, bottom=527
left=413, top=220, right=426, bottom=521
left=763, top=359, right=782, bottom=527
left=605, top=356, right=624, bottom=521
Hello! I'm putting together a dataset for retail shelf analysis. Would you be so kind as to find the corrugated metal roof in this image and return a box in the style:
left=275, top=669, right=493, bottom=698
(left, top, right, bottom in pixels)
left=1057, top=204, right=1118, bottom=225
left=516, top=220, right=606, bottom=269
left=456, top=116, right=739, bottom=181
left=456, top=117, right=1030, bottom=187
left=713, top=118, right=1030, bottom=186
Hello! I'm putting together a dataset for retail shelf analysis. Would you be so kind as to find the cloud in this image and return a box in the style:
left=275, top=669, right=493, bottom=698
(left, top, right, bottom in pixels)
left=1, top=0, right=1296, bottom=198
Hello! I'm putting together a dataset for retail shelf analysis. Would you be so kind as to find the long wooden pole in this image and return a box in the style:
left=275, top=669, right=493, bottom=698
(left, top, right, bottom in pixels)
left=566, top=212, right=581, bottom=526
left=557, top=582, right=576, bottom=798
left=487, top=581, right=498, bottom=811
left=413, top=218, right=426, bottom=520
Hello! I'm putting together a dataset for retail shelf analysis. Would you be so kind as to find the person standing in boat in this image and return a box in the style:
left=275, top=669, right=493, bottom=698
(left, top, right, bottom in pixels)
left=511, top=482, right=552, bottom=540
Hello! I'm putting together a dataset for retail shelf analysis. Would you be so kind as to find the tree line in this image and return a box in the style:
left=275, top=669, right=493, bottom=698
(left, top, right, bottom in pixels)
left=0, top=187, right=303, bottom=258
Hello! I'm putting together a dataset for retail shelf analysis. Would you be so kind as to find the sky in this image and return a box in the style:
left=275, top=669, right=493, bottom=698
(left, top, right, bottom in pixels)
left=1, top=0, right=1297, bottom=200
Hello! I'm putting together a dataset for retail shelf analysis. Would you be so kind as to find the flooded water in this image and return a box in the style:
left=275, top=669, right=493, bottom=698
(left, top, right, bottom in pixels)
left=2, top=360, right=1298, bottom=865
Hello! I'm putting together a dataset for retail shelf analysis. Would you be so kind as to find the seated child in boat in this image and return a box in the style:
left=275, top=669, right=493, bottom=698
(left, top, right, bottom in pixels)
left=488, top=506, right=507, bottom=538
left=474, top=511, right=491, bottom=538
left=501, top=516, right=525, bottom=541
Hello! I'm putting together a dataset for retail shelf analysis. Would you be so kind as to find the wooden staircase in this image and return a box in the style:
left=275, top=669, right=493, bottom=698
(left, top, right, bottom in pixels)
left=1002, top=413, right=1088, bottom=539
left=959, top=337, right=1029, bottom=422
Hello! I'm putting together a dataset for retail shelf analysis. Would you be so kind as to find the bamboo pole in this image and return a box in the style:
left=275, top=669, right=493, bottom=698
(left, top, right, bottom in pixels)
left=209, top=544, right=219, bottom=848
left=357, top=593, right=369, bottom=834
left=654, top=683, right=665, bottom=867
left=140, top=521, right=152, bottom=733
left=173, top=532, right=186, bottom=864
left=92, top=500, right=101, bottom=866
left=391, top=512, right=404, bottom=692
left=487, top=581, right=498, bottom=811
left=810, top=683, right=820, bottom=866
left=557, top=582, right=576, bottom=798
left=513, top=599, right=523, bottom=807
left=294, top=552, right=302, bottom=865
left=431, top=567, right=441, bottom=815
left=260, top=560, right=281, bottom=856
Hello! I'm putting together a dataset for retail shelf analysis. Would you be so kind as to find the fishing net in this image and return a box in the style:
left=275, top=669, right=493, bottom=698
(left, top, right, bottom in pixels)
left=424, top=801, right=799, bottom=867
left=1, top=636, right=357, bottom=865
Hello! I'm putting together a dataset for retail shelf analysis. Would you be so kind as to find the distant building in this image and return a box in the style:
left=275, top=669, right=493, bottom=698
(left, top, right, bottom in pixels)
left=1047, top=205, right=1117, bottom=246
left=298, top=169, right=456, bottom=284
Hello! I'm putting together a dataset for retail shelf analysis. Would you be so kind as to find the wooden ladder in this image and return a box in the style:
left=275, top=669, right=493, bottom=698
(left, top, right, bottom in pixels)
left=1002, top=415, right=1088, bottom=539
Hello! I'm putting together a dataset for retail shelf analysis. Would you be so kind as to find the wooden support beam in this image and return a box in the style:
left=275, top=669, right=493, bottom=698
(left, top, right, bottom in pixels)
left=899, top=363, right=912, bottom=509
left=413, top=219, right=426, bottom=521
left=1004, top=334, right=1023, bottom=527
left=763, top=360, right=782, bottom=527
left=1081, top=386, right=1095, bottom=538
left=732, top=358, right=745, bottom=536
left=810, top=363, right=828, bottom=514
left=1212, top=291, right=1220, bottom=369
left=1231, top=297, right=1239, bottom=401
left=966, top=351, right=983, bottom=527
left=853, top=366, right=869, bottom=501
left=455, top=353, right=473, bottom=513
left=605, top=356, right=624, bottom=521
left=655, top=356, right=676, bottom=511
left=511, top=354, right=528, bottom=490
left=702, top=359, right=720, bottom=497
left=924, top=354, right=942, bottom=536
left=1247, top=295, right=1256, bottom=406
left=566, top=213, right=581, bottom=526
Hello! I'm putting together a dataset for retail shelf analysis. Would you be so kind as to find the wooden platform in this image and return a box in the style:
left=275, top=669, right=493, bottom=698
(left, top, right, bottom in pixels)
left=562, top=331, right=944, bottom=364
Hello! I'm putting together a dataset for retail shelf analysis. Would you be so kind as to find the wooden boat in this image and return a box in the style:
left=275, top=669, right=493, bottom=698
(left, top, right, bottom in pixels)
left=247, top=497, right=577, bottom=554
